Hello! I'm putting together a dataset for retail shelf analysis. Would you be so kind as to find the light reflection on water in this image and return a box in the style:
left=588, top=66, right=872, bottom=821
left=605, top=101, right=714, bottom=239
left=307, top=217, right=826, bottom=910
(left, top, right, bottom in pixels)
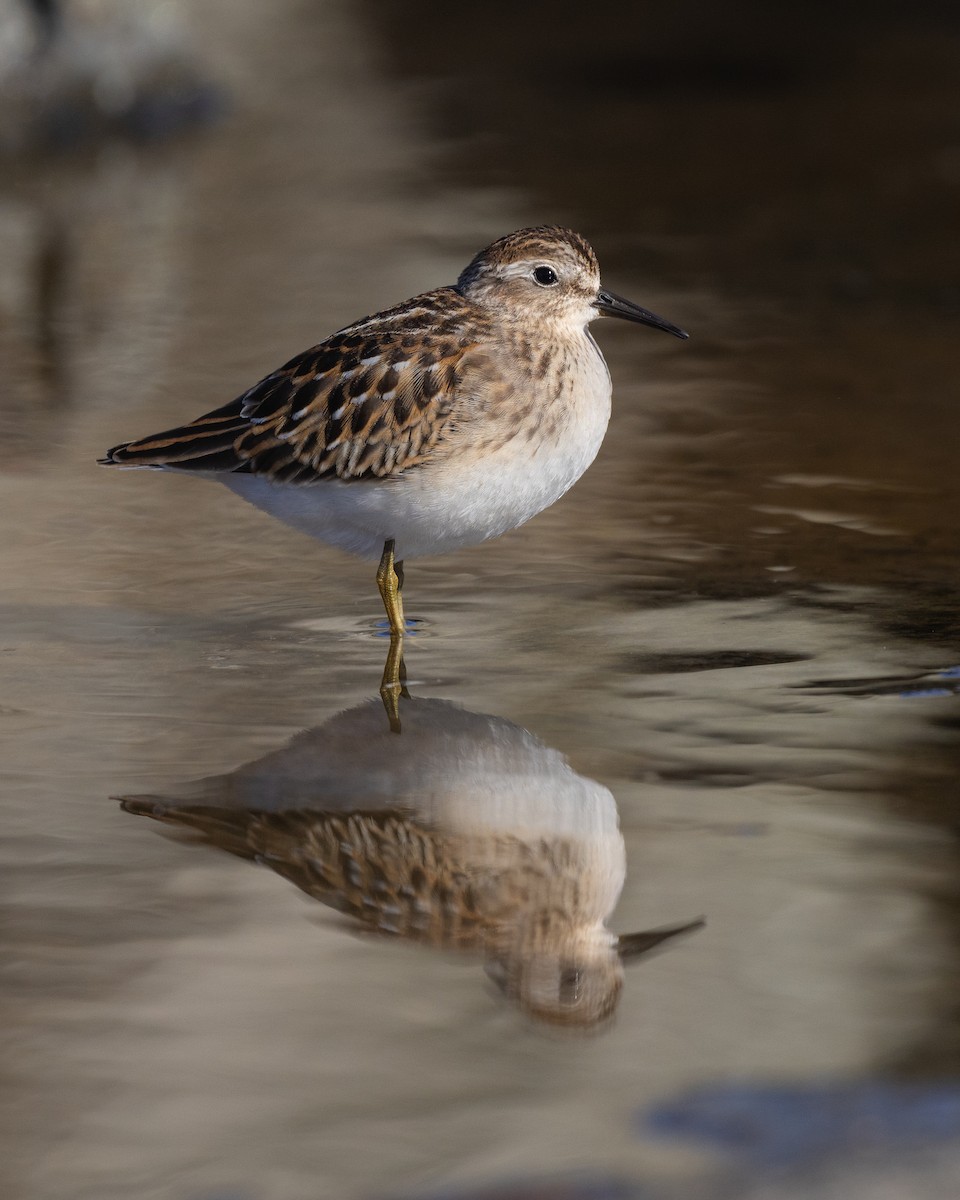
left=2, top=2, right=960, bottom=1198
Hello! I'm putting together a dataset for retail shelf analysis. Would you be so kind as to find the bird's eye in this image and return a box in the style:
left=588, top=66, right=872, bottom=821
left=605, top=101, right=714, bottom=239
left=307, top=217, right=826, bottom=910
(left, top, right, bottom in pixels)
left=533, top=266, right=559, bottom=287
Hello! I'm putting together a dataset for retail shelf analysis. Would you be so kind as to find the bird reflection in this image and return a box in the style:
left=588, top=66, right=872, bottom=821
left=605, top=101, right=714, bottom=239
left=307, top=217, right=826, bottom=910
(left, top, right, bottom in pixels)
left=120, top=663, right=702, bottom=1028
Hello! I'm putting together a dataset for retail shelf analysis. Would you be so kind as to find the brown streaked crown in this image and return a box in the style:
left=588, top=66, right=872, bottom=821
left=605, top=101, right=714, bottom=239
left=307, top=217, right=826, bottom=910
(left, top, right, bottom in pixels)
left=456, top=225, right=600, bottom=292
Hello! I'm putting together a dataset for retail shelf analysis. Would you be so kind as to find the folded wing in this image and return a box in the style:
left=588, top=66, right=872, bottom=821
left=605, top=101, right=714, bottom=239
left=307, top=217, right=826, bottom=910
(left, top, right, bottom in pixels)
left=100, top=289, right=484, bottom=482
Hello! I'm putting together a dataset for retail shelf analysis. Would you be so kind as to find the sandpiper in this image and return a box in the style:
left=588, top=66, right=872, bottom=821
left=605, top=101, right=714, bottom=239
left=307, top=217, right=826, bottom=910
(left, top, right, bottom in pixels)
left=100, top=226, right=687, bottom=631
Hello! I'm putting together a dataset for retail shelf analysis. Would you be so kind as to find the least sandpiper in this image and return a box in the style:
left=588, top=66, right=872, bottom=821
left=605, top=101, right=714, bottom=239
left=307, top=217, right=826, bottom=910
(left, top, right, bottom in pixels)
left=101, top=226, right=687, bottom=631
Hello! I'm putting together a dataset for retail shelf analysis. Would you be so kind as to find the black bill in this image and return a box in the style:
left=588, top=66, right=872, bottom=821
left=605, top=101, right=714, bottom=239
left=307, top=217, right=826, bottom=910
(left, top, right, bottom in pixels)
left=595, top=289, right=689, bottom=339
left=616, top=917, right=705, bottom=961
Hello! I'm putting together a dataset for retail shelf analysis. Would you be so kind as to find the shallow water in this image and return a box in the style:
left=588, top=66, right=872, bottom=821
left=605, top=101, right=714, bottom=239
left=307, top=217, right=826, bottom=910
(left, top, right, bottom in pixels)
left=3, top=3, right=960, bottom=1198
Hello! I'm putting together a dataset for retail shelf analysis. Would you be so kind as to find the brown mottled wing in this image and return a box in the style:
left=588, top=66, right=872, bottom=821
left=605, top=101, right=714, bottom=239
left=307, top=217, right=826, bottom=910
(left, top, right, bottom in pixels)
left=100, top=289, right=484, bottom=481
left=119, top=799, right=493, bottom=949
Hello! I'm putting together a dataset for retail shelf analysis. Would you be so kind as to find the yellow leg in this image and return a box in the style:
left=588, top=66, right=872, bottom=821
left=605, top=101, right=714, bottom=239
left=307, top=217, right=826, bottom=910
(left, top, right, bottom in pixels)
left=379, top=630, right=406, bottom=734
left=376, top=538, right=405, bottom=636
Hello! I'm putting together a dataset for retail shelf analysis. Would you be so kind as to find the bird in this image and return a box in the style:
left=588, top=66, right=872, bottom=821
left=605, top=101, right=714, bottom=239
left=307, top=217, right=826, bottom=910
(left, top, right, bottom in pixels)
left=100, top=226, right=687, bottom=635
left=119, top=693, right=703, bottom=1028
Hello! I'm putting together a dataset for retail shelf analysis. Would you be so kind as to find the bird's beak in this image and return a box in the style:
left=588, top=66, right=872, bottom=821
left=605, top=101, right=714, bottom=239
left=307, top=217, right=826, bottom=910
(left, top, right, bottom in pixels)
left=595, top=289, right=689, bottom=340
left=616, top=917, right=705, bottom=962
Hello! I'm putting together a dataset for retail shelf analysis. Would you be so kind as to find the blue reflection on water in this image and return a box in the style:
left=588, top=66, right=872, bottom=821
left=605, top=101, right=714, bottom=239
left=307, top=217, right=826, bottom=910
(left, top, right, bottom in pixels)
left=644, top=1079, right=960, bottom=1168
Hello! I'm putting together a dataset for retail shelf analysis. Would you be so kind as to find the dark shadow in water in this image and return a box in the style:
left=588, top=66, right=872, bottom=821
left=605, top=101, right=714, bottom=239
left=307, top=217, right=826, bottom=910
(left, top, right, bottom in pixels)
left=118, top=647, right=702, bottom=1030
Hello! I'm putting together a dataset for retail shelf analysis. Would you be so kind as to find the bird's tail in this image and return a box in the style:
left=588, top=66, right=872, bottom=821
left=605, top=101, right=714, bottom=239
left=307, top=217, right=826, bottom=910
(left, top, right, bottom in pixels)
left=98, top=399, right=248, bottom=471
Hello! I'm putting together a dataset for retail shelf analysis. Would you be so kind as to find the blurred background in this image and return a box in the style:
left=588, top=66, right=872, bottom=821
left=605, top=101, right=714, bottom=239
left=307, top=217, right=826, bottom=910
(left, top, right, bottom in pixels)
left=2, top=2, right=960, bottom=1198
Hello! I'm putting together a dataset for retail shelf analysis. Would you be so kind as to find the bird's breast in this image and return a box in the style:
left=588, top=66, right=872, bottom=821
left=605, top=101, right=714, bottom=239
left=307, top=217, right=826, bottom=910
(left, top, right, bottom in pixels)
left=411, top=338, right=611, bottom=551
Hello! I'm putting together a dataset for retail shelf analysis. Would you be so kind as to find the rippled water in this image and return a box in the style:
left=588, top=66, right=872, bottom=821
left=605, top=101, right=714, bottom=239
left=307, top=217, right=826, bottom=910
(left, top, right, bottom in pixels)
left=3, top=3, right=960, bottom=1199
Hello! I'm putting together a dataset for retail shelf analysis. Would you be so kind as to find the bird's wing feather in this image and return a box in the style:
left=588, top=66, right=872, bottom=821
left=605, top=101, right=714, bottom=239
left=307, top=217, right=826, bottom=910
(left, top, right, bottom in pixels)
left=100, top=289, right=486, bottom=481
left=119, top=799, right=496, bottom=948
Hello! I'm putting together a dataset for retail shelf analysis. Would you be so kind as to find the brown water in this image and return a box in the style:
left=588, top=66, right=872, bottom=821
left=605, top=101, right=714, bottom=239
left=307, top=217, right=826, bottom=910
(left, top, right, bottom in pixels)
left=3, top=3, right=960, bottom=1198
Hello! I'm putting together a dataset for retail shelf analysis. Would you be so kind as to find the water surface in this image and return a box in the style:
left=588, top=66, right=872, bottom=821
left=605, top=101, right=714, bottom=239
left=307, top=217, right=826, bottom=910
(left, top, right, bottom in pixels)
left=3, top=3, right=960, bottom=1198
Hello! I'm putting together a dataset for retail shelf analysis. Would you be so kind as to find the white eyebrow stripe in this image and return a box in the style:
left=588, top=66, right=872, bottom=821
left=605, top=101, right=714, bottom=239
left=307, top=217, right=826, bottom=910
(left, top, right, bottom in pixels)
left=499, top=259, right=557, bottom=280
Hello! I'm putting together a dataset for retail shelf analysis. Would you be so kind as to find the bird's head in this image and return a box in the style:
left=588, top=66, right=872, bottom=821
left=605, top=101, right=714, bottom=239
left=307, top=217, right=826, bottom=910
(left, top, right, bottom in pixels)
left=457, top=225, right=688, bottom=340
